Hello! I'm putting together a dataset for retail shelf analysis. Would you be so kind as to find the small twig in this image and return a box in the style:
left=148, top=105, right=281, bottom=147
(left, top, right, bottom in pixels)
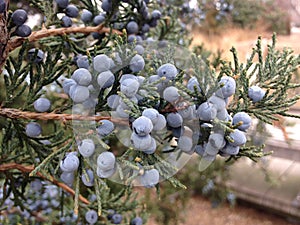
left=0, top=163, right=90, bottom=205
left=8, top=24, right=123, bottom=52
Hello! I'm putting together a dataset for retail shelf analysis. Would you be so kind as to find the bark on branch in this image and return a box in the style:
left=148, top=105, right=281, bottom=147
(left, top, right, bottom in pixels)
left=0, top=162, right=90, bottom=205
left=8, top=24, right=123, bottom=52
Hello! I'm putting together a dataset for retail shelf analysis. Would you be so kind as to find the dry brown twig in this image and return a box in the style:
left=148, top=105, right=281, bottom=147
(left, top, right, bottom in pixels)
left=8, top=24, right=123, bottom=52
left=0, top=163, right=90, bottom=205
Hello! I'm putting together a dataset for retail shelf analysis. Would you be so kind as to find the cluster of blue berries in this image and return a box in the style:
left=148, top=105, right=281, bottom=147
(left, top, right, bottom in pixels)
left=55, top=0, right=79, bottom=27
left=11, top=9, right=31, bottom=37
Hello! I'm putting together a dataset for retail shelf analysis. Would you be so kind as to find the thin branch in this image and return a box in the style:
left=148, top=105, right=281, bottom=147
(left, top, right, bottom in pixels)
left=8, top=24, right=123, bottom=52
left=0, top=163, right=90, bottom=205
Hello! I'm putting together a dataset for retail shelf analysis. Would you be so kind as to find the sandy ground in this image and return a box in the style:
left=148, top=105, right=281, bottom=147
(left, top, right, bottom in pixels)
left=147, top=195, right=297, bottom=225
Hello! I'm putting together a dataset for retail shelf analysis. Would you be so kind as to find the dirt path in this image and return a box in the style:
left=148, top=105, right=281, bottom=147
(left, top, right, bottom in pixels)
left=148, top=195, right=297, bottom=225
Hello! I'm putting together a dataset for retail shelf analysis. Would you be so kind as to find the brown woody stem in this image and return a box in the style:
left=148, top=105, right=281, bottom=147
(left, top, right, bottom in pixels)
left=0, top=163, right=90, bottom=205
left=8, top=24, right=123, bottom=52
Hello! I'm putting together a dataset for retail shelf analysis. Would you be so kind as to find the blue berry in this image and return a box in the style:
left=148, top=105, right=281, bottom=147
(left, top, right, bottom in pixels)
left=76, top=55, right=89, bottom=69
left=134, top=45, right=145, bottom=55
left=207, top=95, right=226, bottom=111
left=220, top=143, right=240, bottom=155
left=81, top=9, right=93, bottom=23
left=0, top=0, right=6, bottom=13
left=106, top=209, right=115, bottom=220
left=25, top=122, right=42, bottom=137
left=140, top=169, right=159, bottom=188
left=143, top=137, right=157, bottom=154
left=157, top=63, right=177, bottom=80
left=229, top=129, right=247, bottom=146
left=130, top=54, right=145, bottom=72
left=167, top=113, right=183, bottom=128
left=248, top=85, right=265, bottom=103
left=151, top=10, right=161, bottom=20
left=96, top=166, right=116, bottom=178
left=60, top=171, right=74, bottom=185
left=120, top=78, right=140, bottom=97
left=232, top=112, right=252, bottom=131
left=142, top=108, right=159, bottom=124
left=126, top=21, right=139, bottom=34
left=163, top=86, right=180, bottom=102
left=119, top=74, right=138, bottom=83
left=97, top=70, right=115, bottom=89
left=131, top=133, right=152, bottom=150
left=178, top=136, right=193, bottom=153
left=12, top=9, right=27, bottom=25
left=78, top=139, right=95, bottom=157
left=142, top=24, right=150, bottom=33
left=215, top=76, right=236, bottom=98
left=208, top=133, right=226, bottom=150
left=97, top=151, right=115, bottom=171
left=93, top=14, right=105, bottom=25
left=93, top=54, right=111, bottom=72
left=133, top=116, right=153, bottom=136
left=81, top=169, right=94, bottom=187
left=69, top=85, right=90, bottom=103
left=33, top=97, right=51, bottom=112
left=71, top=68, right=92, bottom=86
left=15, top=24, right=31, bottom=37
left=196, top=102, right=217, bottom=121
left=187, top=77, right=201, bottom=92
left=111, top=213, right=122, bottom=224
left=61, top=16, right=72, bottom=27
left=107, top=94, right=120, bottom=109
left=62, top=78, right=77, bottom=94
left=28, top=48, right=44, bottom=63
left=152, top=114, right=166, bottom=131
left=85, top=209, right=98, bottom=224
left=60, top=153, right=79, bottom=172
left=101, top=0, right=112, bottom=12
left=97, top=120, right=114, bottom=136
left=65, top=5, right=79, bottom=18
left=130, top=217, right=143, bottom=225
left=56, top=0, right=69, bottom=9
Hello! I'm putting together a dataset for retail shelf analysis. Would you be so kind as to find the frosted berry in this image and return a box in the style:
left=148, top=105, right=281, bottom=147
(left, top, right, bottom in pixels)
left=85, top=209, right=98, bottom=224
left=97, top=120, right=115, bottom=137
left=163, top=86, right=180, bottom=103
left=232, top=112, right=252, bottom=131
left=229, top=129, right=247, bottom=146
left=130, top=217, right=143, bottom=225
left=69, top=85, right=90, bottom=103
left=71, top=68, right=92, bottom=86
left=131, top=133, right=152, bottom=150
left=33, top=97, right=51, bottom=112
left=130, top=54, right=145, bottom=72
left=132, top=116, right=153, bottom=136
left=28, top=48, right=44, bottom=63
left=111, top=213, right=122, bottom=224
left=139, top=169, right=159, bottom=188
left=157, top=63, right=177, bottom=80
left=78, top=139, right=95, bottom=157
left=97, top=70, right=115, bottom=89
left=196, top=102, right=217, bottom=121
left=166, top=113, right=183, bottom=128
left=97, top=151, right=115, bottom=171
left=152, top=114, right=167, bottom=131
left=93, top=54, right=111, bottom=72
left=25, top=122, right=42, bottom=137
left=120, top=78, right=140, bottom=97
left=248, top=85, right=265, bottom=103
left=142, top=108, right=159, bottom=124
left=81, top=169, right=94, bottom=187
left=60, top=154, right=79, bottom=172
left=215, top=76, right=236, bottom=99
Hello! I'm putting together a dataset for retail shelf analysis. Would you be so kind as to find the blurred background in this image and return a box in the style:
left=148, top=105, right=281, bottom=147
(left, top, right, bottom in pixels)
left=144, top=0, right=300, bottom=224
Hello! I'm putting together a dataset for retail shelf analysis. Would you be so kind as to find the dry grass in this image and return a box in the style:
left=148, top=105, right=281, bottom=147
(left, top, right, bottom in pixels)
left=191, top=27, right=300, bottom=62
